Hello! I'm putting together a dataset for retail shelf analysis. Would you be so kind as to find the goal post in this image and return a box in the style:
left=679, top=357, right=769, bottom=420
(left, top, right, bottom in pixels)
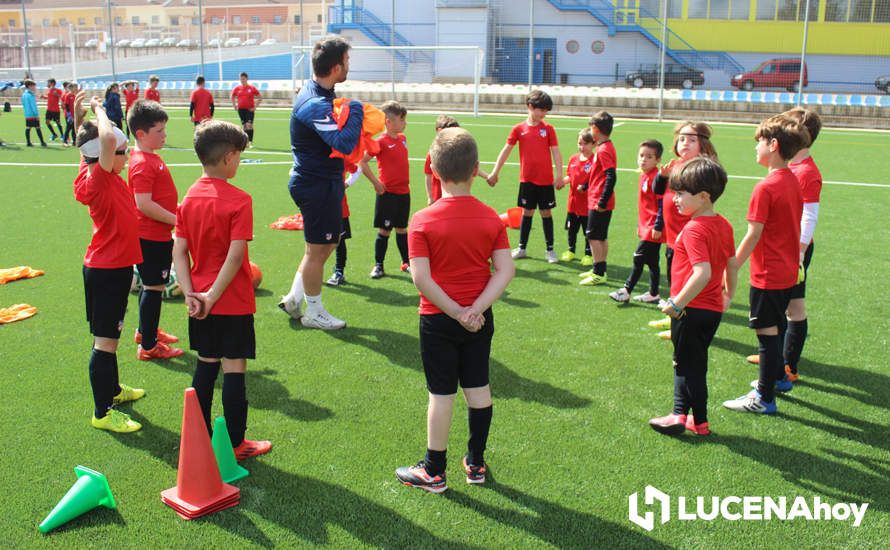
left=292, top=45, right=485, bottom=116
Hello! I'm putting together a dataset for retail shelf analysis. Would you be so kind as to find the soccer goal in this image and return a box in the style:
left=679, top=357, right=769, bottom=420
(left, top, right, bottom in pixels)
left=291, top=45, right=485, bottom=116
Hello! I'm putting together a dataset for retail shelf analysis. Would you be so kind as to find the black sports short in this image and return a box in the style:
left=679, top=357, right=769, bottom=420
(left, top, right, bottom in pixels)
left=45, top=110, right=61, bottom=123
left=237, top=108, right=255, bottom=124
left=374, top=192, right=410, bottom=229
left=25, top=118, right=39, bottom=128
left=289, top=174, right=344, bottom=244
left=789, top=242, right=814, bottom=300
left=136, top=238, right=173, bottom=286
left=83, top=266, right=133, bottom=338
left=671, top=307, right=722, bottom=377
left=748, top=286, right=793, bottom=329
left=517, top=182, right=556, bottom=210
left=340, top=217, right=352, bottom=240
left=586, top=209, right=613, bottom=241
left=420, top=309, right=494, bottom=395
left=189, top=314, right=256, bottom=359
left=564, top=212, right=587, bottom=231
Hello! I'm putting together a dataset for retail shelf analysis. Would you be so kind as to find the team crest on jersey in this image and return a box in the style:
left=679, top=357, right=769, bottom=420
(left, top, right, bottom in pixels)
left=539, top=128, right=547, bottom=138
left=325, top=233, right=333, bottom=241
left=583, top=163, right=592, bottom=173
left=161, top=269, right=169, bottom=279
left=642, top=179, right=649, bottom=192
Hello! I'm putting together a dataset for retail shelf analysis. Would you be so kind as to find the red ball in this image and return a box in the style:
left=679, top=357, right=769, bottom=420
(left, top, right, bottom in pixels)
left=249, top=261, right=262, bottom=289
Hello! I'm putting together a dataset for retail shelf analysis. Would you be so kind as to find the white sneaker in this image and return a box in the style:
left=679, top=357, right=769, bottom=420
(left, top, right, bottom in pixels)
left=545, top=249, right=558, bottom=264
left=278, top=296, right=302, bottom=320
left=609, top=288, right=630, bottom=302
left=511, top=247, right=527, bottom=260
left=300, top=308, right=346, bottom=330
left=634, top=292, right=661, bottom=304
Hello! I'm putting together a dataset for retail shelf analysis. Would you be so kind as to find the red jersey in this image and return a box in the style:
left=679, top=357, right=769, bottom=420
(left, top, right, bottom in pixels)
left=671, top=214, right=735, bottom=313
left=565, top=153, right=592, bottom=216
left=747, top=168, right=803, bottom=290
left=231, top=84, right=260, bottom=110
left=424, top=152, right=441, bottom=203
left=45, top=87, right=62, bottom=112
left=62, top=91, right=74, bottom=117
left=662, top=159, right=691, bottom=249
left=74, top=164, right=142, bottom=269
left=123, top=87, right=139, bottom=111
left=175, top=177, right=255, bottom=315
left=789, top=156, right=822, bottom=204
left=587, top=140, right=617, bottom=211
left=342, top=194, right=350, bottom=218
left=128, top=150, right=178, bottom=242
left=408, top=196, right=511, bottom=315
left=507, top=121, right=558, bottom=186
left=370, top=133, right=410, bottom=194
left=144, top=87, right=160, bottom=103
left=189, top=87, right=214, bottom=122
left=637, top=167, right=664, bottom=243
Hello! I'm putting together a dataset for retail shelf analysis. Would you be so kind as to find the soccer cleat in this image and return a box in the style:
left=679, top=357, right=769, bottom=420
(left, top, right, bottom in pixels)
left=560, top=250, right=576, bottom=262
left=633, top=292, right=661, bottom=304
left=301, top=309, right=346, bottom=330
left=137, top=341, right=185, bottom=360
left=648, top=317, right=671, bottom=329
left=233, top=438, right=272, bottom=461
left=648, top=413, right=687, bottom=435
left=370, top=264, right=385, bottom=279
left=578, top=269, right=594, bottom=278
left=91, top=409, right=142, bottom=433
left=400, top=262, right=411, bottom=273
left=579, top=273, right=607, bottom=286
left=580, top=255, right=593, bottom=266
left=511, top=247, right=527, bottom=260
left=785, top=365, right=799, bottom=382
left=685, top=415, right=711, bottom=436
left=657, top=330, right=671, bottom=340
left=749, top=376, right=793, bottom=393
left=463, top=456, right=487, bottom=484
left=326, top=271, right=345, bottom=286
left=134, top=328, right=179, bottom=344
left=278, top=296, right=303, bottom=320
left=746, top=354, right=760, bottom=365
left=609, top=288, right=630, bottom=302
left=113, top=383, right=145, bottom=405
left=395, top=461, right=447, bottom=493
left=722, top=390, right=777, bottom=414
left=545, top=249, right=558, bottom=264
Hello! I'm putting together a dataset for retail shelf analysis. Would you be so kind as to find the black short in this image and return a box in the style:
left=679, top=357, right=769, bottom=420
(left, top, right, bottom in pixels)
left=340, top=217, right=352, bottom=240
left=189, top=314, right=256, bottom=359
left=748, top=286, right=793, bottom=329
left=420, top=309, right=494, bottom=395
left=136, top=239, right=173, bottom=286
left=585, top=210, right=613, bottom=241
left=25, top=118, right=39, bottom=128
left=46, top=110, right=61, bottom=123
left=289, top=174, right=344, bottom=244
left=671, top=307, right=722, bottom=377
left=789, top=242, right=814, bottom=300
left=517, top=182, right=556, bottom=210
left=238, top=109, right=255, bottom=124
left=374, top=192, right=410, bottom=229
left=83, top=266, right=133, bottom=338
left=564, top=212, right=587, bottom=230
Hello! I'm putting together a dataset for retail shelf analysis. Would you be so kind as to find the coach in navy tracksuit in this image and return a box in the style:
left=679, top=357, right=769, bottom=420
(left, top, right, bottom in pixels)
left=280, top=35, right=364, bottom=331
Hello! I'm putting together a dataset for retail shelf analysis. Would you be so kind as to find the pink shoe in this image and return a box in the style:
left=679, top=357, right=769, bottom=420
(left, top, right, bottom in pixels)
left=648, top=413, right=687, bottom=435
left=685, top=415, right=711, bottom=436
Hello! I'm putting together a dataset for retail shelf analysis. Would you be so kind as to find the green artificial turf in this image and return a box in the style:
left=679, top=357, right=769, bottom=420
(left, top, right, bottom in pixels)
left=0, top=107, right=888, bottom=548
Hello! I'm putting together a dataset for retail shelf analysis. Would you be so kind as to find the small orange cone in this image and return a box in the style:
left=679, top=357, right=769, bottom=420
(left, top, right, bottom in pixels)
left=161, top=388, right=239, bottom=520
left=506, top=207, right=523, bottom=229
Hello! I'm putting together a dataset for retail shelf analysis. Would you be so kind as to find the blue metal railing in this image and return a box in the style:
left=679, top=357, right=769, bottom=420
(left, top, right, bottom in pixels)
left=328, top=6, right=432, bottom=65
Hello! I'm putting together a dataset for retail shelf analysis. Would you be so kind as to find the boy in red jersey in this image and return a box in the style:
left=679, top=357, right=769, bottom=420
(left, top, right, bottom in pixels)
left=723, top=115, right=808, bottom=415
left=74, top=93, right=146, bottom=433
left=561, top=128, right=594, bottom=264
left=61, top=81, right=76, bottom=146
left=172, top=120, right=272, bottom=461
left=579, top=111, right=616, bottom=285
left=231, top=72, right=261, bottom=147
left=396, top=127, right=514, bottom=493
left=40, top=78, right=64, bottom=142
left=424, top=114, right=492, bottom=206
left=121, top=80, right=139, bottom=137
left=649, top=158, right=737, bottom=436
left=487, top=90, right=563, bottom=263
left=610, top=139, right=665, bottom=303
left=359, top=100, right=411, bottom=278
left=189, top=75, right=215, bottom=126
left=127, top=99, right=185, bottom=361
left=144, top=75, right=160, bottom=103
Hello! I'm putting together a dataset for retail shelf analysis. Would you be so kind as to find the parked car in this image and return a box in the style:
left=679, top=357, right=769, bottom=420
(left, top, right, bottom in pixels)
left=84, top=38, right=99, bottom=48
left=243, top=38, right=257, bottom=46
left=875, top=75, right=890, bottom=94
left=176, top=39, right=194, bottom=48
left=145, top=38, right=161, bottom=47
left=115, top=38, right=131, bottom=47
left=224, top=37, right=241, bottom=47
left=41, top=38, right=60, bottom=47
left=207, top=38, right=221, bottom=48
left=130, top=38, right=146, bottom=48
left=730, top=58, right=808, bottom=92
left=160, top=37, right=177, bottom=47
left=625, top=64, right=704, bottom=89
left=260, top=38, right=277, bottom=46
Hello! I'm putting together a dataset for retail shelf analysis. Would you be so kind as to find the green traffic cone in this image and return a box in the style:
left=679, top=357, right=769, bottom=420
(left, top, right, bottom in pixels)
left=211, top=416, right=249, bottom=483
left=39, top=466, right=116, bottom=534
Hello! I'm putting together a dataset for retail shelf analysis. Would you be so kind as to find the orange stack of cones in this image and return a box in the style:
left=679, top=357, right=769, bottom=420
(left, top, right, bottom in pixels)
left=161, top=388, right=240, bottom=520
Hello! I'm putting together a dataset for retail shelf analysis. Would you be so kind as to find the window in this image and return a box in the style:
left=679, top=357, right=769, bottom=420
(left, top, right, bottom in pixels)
left=709, top=0, right=730, bottom=18
left=170, top=16, right=179, bottom=25
left=42, top=18, right=50, bottom=27
left=294, top=14, right=301, bottom=24
left=797, top=0, right=818, bottom=18
left=779, top=62, right=800, bottom=73
left=152, top=15, right=160, bottom=25
left=131, top=16, right=140, bottom=25
left=730, top=0, right=750, bottom=19
left=777, top=0, right=798, bottom=20
left=192, top=17, right=200, bottom=25
left=59, top=18, right=68, bottom=26
left=565, top=39, right=579, bottom=54
left=756, top=0, right=777, bottom=19
left=317, top=14, right=323, bottom=23
left=253, top=16, right=262, bottom=24
left=688, top=0, right=708, bottom=18
left=8, top=20, right=15, bottom=28
left=94, top=17, right=102, bottom=25
left=273, top=15, right=283, bottom=24
left=211, top=16, right=223, bottom=25
left=233, top=15, right=242, bottom=24
left=851, top=0, right=874, bottom=21
left=876, top=0, right=890, bottom=21
left=115, top=16, right=122, bottom=26
left=78, top=18, right=86, bottom=25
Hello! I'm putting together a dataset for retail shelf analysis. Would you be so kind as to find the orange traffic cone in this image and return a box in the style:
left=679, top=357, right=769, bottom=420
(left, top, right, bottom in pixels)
left=160, top=388, right=239, bottom=520
left=506, top=207, right=523, bottom=229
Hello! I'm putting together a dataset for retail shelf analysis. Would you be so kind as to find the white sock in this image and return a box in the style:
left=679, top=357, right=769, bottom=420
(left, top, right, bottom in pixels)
left=305, top=293, right=323, bottom=315
left=286, top=269, right=303, bottom=303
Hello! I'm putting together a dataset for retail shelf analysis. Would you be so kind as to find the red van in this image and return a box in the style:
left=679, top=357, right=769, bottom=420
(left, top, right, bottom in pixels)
left=730, top=59, right=808, bottom=92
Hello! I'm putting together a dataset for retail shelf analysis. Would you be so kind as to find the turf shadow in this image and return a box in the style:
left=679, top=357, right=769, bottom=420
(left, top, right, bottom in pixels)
left=248, top=368, right=335, bottom=422
left=500, top=291, right=540, bottom=309
left=331, top=279, right=419, bottom=308
left=779, top=394, right=890, bottom=451
left=444, top=482, right=674, bottom=549
left=40, top=506, right=126, bottom=535
left=113, top=415, right=182, bottom=468
left=512, top=265, right=571, bottom=286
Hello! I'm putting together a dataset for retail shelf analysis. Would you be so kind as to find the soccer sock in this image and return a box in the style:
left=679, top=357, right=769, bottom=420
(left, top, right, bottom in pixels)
left=111, top=352, right=121, bottom=397
left=756, top=334, right=782, bottom=402
left=424, top=448, right=447, bottom=477
left=138, top=289, right=162, bottom=350
left=625, top=252, right=645, bottom=293
left=36, top=128, right=46, bottom=145
left=519, top=216, right=533, bottom=248
left=647, top=253, right=661, bottom=297
left=542, top=217, right=554, bottom=250
left=286, top=269, right=303, bottom=303
left=305, top=293, right=323, bottom=316
left=467, top=405, right=493, bottom=466
left=375, top=233, right=389, bottom=265
left=25, top=128, right=32, bottom=145
left=783, top=319, right=808, bottom=374
left=672, top=372, right=690, bottom=417
left=89, top=349, right=117, bottom=418
left=665, top=247, right=674, bottom=287
left=245, top=128, right=254, bottom=142
left=593, top=261, right=607, bottom=277
left=222, top=372, right=247, bottom=447
left=335, top=239, right=347, bottom=272
left=395, top=232, right=409, bottom=263
left=686, top=373, right=708, bottom=424
left=47, top=123, right=57, bottom=139
left=191, top=359, right=221, bottom=433
left=584, top=241, right=592, bottom=256
left=567, top=218, right=578, bottom=253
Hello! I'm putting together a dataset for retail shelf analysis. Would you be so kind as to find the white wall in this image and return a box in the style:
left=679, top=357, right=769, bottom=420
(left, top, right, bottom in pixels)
left=435, top=7, right=488, bottom=78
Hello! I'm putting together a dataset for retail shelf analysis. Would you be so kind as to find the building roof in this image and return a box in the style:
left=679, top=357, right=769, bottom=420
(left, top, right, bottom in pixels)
left=3, top=0, right=312, bottom=8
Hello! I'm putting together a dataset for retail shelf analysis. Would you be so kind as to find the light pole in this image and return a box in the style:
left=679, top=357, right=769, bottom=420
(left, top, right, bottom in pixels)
left=20, top=0, right=30, bottom=76
left=106, top=0, right=117, bottom=80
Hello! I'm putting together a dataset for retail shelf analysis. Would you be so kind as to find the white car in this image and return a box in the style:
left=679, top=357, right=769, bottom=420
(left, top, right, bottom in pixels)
left=207, top=38, right=221, bottom=48
left=260, top=38, right=277, bottom=46
left=176, top=39, right=193, bottom=47
left=41, top=38, right=60, bottom=47
left=243, top=38, right=257, bottom=46
left=160, top=37, right=176, bottom=47
left=130, top=38, right=146, bottom=48
left=224, top=37, right=241, bottom=47
left=84, top=38, right=99, bottom=48
left=115, top=39, right=131, bottom=47
left=145, top=38, right=161, bottom=47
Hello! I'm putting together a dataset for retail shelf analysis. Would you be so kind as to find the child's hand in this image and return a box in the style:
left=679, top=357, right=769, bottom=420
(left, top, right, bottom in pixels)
left=661, top=298, right=684, bottom=319
left=651, top=229, right=662, bottom=240
left=722, top=291, right=733, bottom=312
left=458, top=310, right=484, bottom=332
left=184, top=294, right=203, bottom=318
left=577, top=183, right=588, bottom=192
left=373, top=182, right=386, bottom=195
left=89, top=96, right=101, bottom=113
left=187, top=291, right=218, bottom=320
left=554, top=178, right=566, bottom=191
left=486, top=173, right=498, bottom=186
